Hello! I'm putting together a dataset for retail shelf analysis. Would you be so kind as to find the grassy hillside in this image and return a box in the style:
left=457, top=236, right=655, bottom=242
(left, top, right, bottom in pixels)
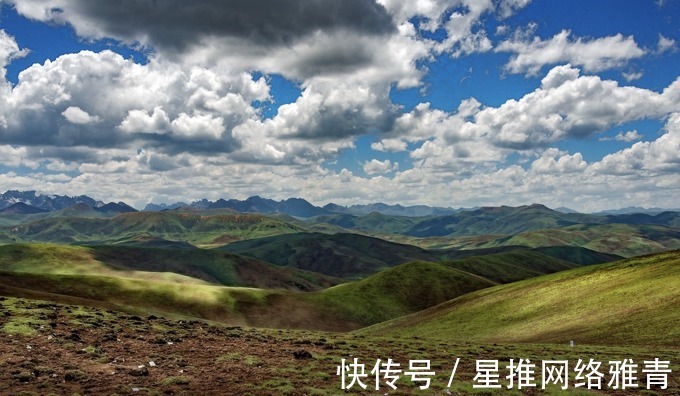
left=310, top=205, right=680, bottom=240
left=5, top=212, right=307, bottom=246
left=386, top=223, right=680, bottom=258
left=305, top=261, right=497, bottom=324
left=0, top=244, right=339, bottom=291
left=435, top=245, right=622, bottom=266
left=489, top=223, right=680, bottom=257
left=440, top=250, right=579, bottom=283
left=306, top=212, right=421, bottom=234
left=222, top=232, right=437, bottom=278
left=0, top=246, right=586, bottom=331
left=365, top=250, right=680, bottom=346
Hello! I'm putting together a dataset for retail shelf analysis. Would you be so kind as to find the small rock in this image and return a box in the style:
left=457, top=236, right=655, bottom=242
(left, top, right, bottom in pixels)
left=293, top=350, right=313, bottom=359
left=64, top=370, right=86, bottom=382
left=65, top=332, right=81, bottom=342
left=128, top=366, right=149, bottom=377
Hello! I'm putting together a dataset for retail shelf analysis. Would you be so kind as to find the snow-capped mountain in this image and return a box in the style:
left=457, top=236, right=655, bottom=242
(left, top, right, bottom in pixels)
left=0, top=190, right=104, bottom=211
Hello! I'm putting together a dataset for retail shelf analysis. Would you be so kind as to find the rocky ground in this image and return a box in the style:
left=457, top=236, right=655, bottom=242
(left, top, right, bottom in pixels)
left=0, top=296, right=678, bottom=395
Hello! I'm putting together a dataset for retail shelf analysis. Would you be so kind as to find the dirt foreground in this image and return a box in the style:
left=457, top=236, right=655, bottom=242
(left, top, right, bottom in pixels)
left=0, top=296, right=678, bottom=395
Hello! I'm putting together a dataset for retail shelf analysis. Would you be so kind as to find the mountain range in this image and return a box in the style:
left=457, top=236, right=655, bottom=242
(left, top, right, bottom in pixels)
left=0, top=190, right=103, bottom=211
left=4, top=190, right=680, bottom=219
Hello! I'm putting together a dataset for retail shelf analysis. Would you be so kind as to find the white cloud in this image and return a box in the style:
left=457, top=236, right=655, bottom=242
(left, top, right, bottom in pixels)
left=540, top=63, right=580, bottom=89
left=119, top=107, right=171, bottom=133
left=622, top=70, right=644, bottom=82
left=476, top=66, right=679, bottom=148
left=599, top=130, right=643, bottom=142
left=0, top=145, right=39, bottom=169
left=62, top=106, right=100, bottom=124
left=363, top=159, right=399, bottom=175
left=658, top=34, right=677, bottom=54
left=498, top=0, right=533, bottom=19
left=171, top=113, right=225, bottom=140
left=497, top=30, right=646, bottom=76
left=1, top=50, right=269, bottom=155
left=531, top=148, right=587, bottom=174
left=2, top=1, right=680, bottom=213
left=593, top=113, right=680, bottom=175
left=382, top=65, right=680, bottom=177
left=371, top=139, right=408, bottom=152
left=0, top=29, right=29, bottom=79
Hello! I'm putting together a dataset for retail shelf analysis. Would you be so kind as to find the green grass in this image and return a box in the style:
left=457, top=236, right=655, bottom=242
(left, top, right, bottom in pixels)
left=222, top=232, right=436, bottom=278
left=0, top=245, right=614, bottom=332
left=364, top=250, right=680, bottom=346
left=489, top=224, right=680, bottom=257
left=6, top=211, right=307, bottom=247
left=160, top=376, right=190, bottom=386
left=439, top=250, right=579, bottom=284
left=0, top=243, right=340, bottom=291
left=307, top=261, right=496, bottom=324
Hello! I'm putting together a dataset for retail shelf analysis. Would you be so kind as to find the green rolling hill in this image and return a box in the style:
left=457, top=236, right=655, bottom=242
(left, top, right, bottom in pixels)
left=307, top=204, right=680, bottom=239
left=439, top=250, right=579, bottom=283
left=224, top=231, right=620, bottom=279
left=0, top=245, right=590, bottom=331
left=303, top=261, right=498, bottom=325
left=4, top=212, right=306, bottom=246
left=436, top=245, right=622, bottom=266
left=481, top=223, right=680, bottom=257
left=364, top=250, right=680, bottom=346
left=222, top=232, right=437, bottom=278
left=0, top=244, right=339, bottom=291
left=306, top=212, right=422, bottom=234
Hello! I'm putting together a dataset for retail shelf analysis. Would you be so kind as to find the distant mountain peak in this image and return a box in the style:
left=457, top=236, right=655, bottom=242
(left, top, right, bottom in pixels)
left=0, top=190, right=104, bottom=212
left=96, top=202, right=138, bottom=214
left=0, top=202, right=48, bottom=215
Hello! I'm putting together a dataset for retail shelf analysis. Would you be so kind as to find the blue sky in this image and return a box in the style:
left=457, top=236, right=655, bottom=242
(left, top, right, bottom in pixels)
left=0, top=0, right=679, bottom=211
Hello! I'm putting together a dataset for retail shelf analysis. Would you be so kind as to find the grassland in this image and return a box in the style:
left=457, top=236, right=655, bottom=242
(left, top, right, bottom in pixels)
left=223, top=232, right=437, bottom=278
left=5, top=211, right=307, bottom=246
left=366, top=250, right=680, bottom=347
left=0, top=243, right=339, bottom=291
left=0, top=244, right=609, bottom=333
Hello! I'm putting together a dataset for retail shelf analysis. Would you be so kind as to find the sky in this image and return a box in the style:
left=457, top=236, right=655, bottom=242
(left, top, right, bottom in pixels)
left=0, top=0, right=679, bottom=212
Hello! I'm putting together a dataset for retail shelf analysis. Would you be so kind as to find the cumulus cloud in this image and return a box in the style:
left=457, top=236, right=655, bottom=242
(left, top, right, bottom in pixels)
left=497, top=30, right=646, bottom=76
left=7, top=0, right=432, bottom=89
left=363, top=159, right=399, bottom=175
left=599, top=130, right=643, bottom=142
left=62, top=106, right=100, bottom=125
left=477, top=66, right=679, bottom=148
left=371, top=139, right=408, bottom=152
left=8, top=0, right=395, bottom=50
left=378, top=0, right=531, bottom=57
left=0, top=29, right=29, bottom=78
left=0, top=50, right=271, bottom=156
left=2, top=1, right=680, bottom=212
left=531, top=148, right=587, bottom=174
left=382, top=65, right=680, bottom=175
left=2, top=112, right=680, bottom=212
left=593, top=113, right=680, bottom=175
left=119, top=107, right=171, bottom=133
